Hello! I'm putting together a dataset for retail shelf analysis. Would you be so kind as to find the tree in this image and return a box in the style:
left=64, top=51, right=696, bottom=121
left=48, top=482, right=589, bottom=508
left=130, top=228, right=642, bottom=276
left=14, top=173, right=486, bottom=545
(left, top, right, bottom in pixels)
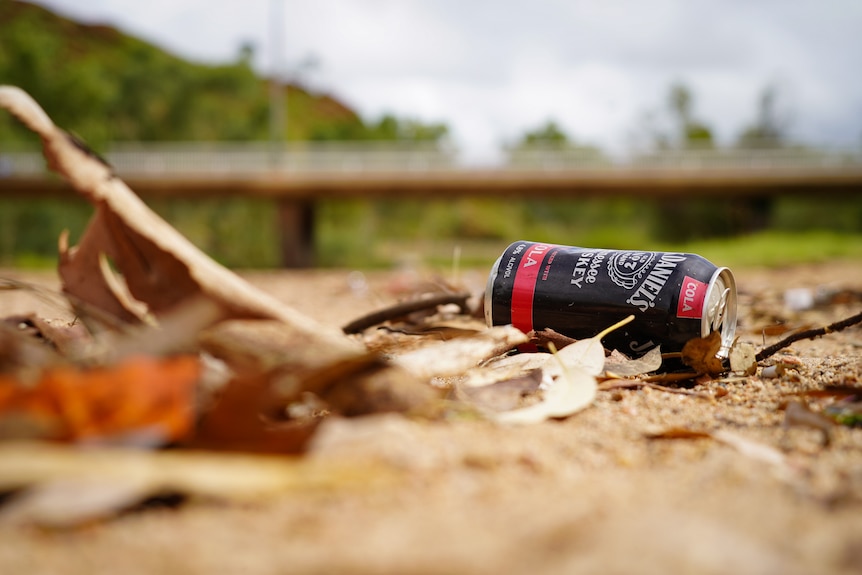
left=508, top=120, right=607, bottom=169
left=667, top=82, right=714, bottom=149
left=736, top=84, right=790, bottom=148
left=520, top=120, right=570, bottom=146
left=365, top=114, right=449, bottom=143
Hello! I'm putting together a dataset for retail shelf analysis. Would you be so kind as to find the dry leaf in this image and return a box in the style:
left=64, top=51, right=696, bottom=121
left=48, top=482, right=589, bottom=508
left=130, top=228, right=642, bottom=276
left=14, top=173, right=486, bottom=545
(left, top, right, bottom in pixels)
left=681, top=331, right=725, bottom=376
left=0, top=355, right=200, bottom=445
left=0, top=85, right=350, bottom=349
left=493, top=360, right=596, bottom=425
left=391, top=325, right=528, bottom=381
left=543, top=315, right=635, bottom=380
left=729, top=341, right=757, bottom=375
left=0, top=479, right=153, bottom=529
left=0, top=321, right=65, bottom=375
left=456, top=370, right=543, bottom=412
left=200, top=319, right=364, bottom=377
left=464, top=352, right=550, bottom=388
left=0, top=441, right=394, bottom=527
left=191, top=371, right=322, bottom=454
left=602, top=346, right=663, bottom=377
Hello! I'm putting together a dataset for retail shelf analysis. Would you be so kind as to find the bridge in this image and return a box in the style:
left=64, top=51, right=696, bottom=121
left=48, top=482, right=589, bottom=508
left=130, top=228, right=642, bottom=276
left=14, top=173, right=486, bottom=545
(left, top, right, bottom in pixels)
left=2, top=142, right=861, bottom=266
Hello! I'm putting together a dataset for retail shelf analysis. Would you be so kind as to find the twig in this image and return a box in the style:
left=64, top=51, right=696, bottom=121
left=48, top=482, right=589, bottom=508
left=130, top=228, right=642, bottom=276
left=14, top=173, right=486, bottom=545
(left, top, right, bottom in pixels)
left=528, top=328, right=577, bottom=349
left=642, top=372, right=700, bottom=384
left=755, top=310, right=862, bottom=362
left=644, top=382, right=712, bottom=399
left=342, top=292, right=471, bottom=334
left=597, top=379, right=712, bottom=399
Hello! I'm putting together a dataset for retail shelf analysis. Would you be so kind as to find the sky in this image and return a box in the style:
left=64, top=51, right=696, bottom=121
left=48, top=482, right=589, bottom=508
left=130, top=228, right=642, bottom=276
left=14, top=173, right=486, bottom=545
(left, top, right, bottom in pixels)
left=29, top=0, right=862, bottom=163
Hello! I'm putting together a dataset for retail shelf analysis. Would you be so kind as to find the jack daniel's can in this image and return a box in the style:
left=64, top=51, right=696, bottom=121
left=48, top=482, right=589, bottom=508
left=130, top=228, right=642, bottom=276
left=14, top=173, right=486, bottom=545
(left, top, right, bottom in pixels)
left=485, top=241, right=737, bottom=357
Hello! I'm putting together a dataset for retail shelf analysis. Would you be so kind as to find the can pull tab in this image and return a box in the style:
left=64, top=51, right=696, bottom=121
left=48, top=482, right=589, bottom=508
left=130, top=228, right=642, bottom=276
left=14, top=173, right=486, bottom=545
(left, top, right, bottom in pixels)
left=710, top=287, right=731, bottom=332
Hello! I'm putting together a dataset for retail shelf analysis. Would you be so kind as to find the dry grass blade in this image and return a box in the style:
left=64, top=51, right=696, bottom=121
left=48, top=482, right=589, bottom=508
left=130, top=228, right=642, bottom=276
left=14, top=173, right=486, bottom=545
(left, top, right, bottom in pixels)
left=0, top=441, right=396, bottom=505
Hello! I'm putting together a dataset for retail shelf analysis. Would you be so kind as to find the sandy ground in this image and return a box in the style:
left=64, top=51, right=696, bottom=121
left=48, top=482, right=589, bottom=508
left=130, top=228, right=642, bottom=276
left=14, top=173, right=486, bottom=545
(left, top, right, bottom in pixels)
left=0, top=259, right=861, bottom=575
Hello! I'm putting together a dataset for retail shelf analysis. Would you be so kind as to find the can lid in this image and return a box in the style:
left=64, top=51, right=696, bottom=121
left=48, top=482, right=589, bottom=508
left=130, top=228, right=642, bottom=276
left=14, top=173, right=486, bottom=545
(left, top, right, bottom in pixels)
left=702, top=267, right=737, bottom=358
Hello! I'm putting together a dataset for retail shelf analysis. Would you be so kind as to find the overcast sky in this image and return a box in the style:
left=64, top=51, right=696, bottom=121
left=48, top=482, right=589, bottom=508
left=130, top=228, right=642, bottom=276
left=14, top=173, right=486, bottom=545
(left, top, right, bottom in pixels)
left=29, top=0, right=862, bottom=162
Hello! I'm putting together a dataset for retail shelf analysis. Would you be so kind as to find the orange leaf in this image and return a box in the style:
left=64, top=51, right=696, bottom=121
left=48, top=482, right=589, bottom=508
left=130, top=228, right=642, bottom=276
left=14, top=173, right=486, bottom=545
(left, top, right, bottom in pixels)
left=0, top=356, right=200, bottom=445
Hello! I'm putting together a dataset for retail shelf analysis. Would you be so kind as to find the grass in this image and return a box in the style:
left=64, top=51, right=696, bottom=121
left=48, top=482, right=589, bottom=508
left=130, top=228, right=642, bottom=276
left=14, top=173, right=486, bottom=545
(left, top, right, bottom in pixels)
left=2, top=197, right=861, bottom=271
left=664, top=230, right=862, bottom=269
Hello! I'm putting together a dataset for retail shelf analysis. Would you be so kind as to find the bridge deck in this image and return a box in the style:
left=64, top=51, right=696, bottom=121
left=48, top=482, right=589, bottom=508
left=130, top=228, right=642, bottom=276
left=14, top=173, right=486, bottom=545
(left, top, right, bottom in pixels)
left=3, top=167, right=862, bottom=200
left=2, top=145, right=861, bottom=266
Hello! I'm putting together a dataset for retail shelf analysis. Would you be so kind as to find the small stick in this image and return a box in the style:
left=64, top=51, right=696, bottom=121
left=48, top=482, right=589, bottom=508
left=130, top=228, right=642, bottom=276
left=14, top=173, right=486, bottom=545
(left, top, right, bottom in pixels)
left=597, top=379, right=711, bottom=399
left=642, top=372, right=700, bottom=383
left=342, top=291, right=471, bottom=334
left=755, top=310, right=862, bottom=362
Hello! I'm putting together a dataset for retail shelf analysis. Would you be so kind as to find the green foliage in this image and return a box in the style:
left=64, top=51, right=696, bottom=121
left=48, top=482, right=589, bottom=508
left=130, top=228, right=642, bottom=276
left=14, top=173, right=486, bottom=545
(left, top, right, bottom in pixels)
left=0, top=198, right=92, bottom=266
left=363, top=114, right=449, bottom=142
left=0, top=1, right=370, bottom=147
left=519, top=121, right=570, bottom=146
left=666, top=230, right=862, bottom=268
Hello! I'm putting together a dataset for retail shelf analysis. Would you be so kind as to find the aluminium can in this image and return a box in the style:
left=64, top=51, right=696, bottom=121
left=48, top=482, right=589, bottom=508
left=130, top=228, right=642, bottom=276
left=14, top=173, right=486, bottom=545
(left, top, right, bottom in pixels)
left=484, top=241, right=737, bottom=358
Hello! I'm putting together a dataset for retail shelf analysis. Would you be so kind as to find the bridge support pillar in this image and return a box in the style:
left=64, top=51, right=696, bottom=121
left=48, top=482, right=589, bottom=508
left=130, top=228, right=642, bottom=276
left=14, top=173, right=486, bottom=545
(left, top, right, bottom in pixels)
left=277, top=199, right=315, bottom=268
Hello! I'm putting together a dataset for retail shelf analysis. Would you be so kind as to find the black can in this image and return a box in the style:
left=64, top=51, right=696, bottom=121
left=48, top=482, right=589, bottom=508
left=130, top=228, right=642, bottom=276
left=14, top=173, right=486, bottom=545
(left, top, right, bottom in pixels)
left=485, top=241, right=737, bottom=357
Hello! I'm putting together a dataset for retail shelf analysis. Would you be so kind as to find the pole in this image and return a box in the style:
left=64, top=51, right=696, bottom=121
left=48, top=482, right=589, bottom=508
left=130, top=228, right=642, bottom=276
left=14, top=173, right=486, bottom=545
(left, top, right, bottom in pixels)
left=269, top=0, right=285, bottom=149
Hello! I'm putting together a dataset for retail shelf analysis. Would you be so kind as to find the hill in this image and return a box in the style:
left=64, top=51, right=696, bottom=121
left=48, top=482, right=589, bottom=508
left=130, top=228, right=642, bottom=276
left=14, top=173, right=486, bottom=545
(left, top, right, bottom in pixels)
left=0, top=0, right=366, bottom=148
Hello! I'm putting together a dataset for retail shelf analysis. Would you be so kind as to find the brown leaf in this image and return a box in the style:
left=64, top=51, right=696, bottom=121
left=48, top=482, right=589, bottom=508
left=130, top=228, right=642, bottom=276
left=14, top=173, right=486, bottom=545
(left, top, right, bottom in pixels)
left=5, top=314, right=92, bottom=359
left=0, top=85, right=350, bottom=349
left=0, top=321, right=65, bottom=375
left=645, top=427, right=713, bottom=440
left=681, top=331, right=725, bottom=376
left=199, top=319, right=361, bottom=377
left=321, top=364, right=442, bottom=418
left=191, top=372, right=321, bottom=454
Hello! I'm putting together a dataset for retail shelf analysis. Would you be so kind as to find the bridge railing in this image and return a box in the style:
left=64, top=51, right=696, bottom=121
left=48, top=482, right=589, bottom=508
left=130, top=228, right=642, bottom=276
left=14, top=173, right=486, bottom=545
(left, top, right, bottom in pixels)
left=2, top=142, right=861, bottom=178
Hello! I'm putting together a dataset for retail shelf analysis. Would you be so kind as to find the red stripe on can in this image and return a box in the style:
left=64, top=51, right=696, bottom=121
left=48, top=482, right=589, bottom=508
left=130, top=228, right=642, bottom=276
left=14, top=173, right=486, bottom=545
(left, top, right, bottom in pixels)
left=510, top=243, right=552, bottom=333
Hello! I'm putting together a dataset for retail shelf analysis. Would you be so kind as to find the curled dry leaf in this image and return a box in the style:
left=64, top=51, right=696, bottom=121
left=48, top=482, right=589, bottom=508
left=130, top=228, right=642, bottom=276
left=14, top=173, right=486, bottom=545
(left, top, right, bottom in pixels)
left=0, top=85, right=350, bottom=349
left=465, top=352, right=550, bottom=388
left=2, top=313, right=92, bottom=359
left=456, top=369, right=544, bottom=413
left=0, top=320, right=65, bottom=375
left=681, top=331, right=725, bottom=376
left=492, top=359, right=596, bottom=425
left=602, top=346, right=663, bottom=377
